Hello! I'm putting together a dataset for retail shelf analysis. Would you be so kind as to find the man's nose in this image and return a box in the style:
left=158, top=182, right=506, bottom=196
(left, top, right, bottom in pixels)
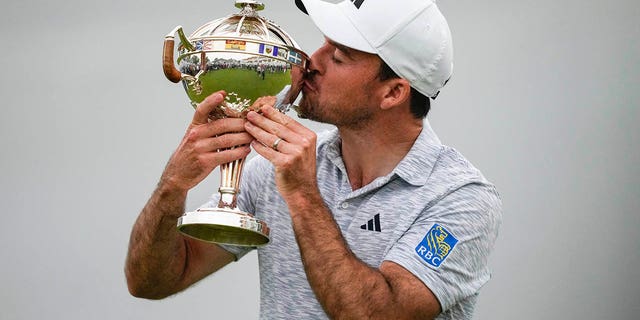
left=307, top=42, right=332, bottom=75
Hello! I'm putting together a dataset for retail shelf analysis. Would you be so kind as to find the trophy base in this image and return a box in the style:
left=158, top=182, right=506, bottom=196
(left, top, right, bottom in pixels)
left=177, top=208, right=270, bottom=247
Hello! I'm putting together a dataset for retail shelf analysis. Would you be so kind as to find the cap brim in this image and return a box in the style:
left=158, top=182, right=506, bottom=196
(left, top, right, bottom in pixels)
left=297, top=0, right=376, bottom=54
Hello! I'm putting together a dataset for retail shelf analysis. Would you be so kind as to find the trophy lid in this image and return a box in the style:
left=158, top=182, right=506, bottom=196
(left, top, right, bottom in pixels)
left=187, top=1, right=300, bottom=49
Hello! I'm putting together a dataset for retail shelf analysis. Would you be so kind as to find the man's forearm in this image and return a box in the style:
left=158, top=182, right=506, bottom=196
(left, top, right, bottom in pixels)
left=287, top=192, right=398, bottom=319
left=125, top=181, right=189, bottom=299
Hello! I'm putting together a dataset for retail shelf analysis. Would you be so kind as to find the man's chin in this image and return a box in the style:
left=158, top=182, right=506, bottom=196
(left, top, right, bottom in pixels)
left=294, top=96, right=312, bottom=119
left=294, top=95, right=333, bottom=125
left=293, top=105, right=309, bottom=119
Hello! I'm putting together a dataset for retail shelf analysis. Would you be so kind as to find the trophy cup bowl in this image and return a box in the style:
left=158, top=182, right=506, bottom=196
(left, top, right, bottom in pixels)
left=162, top=0, right=309, bottom=246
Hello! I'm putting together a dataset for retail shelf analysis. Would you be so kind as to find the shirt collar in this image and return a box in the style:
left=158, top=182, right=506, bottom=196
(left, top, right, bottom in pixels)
left=322, top=128, right=345, bottom=172
left=321, top=119, right=443, bottom=187
left=392, top=119, right=443, bottom=186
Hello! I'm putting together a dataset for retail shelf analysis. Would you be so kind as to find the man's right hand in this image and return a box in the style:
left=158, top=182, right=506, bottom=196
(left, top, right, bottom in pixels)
left=125, top=90, right=246, bottom=299
left=161, top=91, right=253, bottom=192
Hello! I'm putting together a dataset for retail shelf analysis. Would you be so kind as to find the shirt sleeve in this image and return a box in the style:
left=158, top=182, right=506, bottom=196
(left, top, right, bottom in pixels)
left=384, top=182, right=502, bottom=311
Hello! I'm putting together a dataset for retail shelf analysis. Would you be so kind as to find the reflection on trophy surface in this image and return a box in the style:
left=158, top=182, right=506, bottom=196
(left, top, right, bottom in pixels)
left=162, top=0, right=309, bottom=246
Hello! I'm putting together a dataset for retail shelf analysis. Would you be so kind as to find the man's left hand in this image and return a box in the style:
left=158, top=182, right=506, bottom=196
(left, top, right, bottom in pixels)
left=245, top=105, right=318, bottom=200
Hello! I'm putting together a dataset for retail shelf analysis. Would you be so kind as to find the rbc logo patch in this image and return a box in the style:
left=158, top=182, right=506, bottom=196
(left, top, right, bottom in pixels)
left=415, top=224, right=459, bottom=268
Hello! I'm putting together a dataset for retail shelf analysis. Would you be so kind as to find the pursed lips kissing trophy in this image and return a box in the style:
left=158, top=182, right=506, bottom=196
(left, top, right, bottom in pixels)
left=162, top=0, right=309, bottom=246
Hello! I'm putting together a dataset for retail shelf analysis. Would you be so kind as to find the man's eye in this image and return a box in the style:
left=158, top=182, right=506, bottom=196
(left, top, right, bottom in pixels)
left=331, top=54, right=342, bottom=64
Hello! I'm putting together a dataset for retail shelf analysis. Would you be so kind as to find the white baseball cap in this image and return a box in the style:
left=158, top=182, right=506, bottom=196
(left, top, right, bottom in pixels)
left=295, top=0, right=453, bottom=99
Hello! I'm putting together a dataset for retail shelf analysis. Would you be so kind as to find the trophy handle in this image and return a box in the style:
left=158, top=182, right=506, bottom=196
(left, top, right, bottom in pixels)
left=163, top=26, right=185, bottom=83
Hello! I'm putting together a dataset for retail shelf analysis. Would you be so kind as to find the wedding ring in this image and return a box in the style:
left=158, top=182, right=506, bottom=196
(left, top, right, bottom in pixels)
left=272, top=138, right=283, bottom=151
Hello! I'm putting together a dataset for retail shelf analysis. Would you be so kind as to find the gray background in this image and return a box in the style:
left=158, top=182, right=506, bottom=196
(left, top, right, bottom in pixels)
left=1, top=0, right=638, bottom=319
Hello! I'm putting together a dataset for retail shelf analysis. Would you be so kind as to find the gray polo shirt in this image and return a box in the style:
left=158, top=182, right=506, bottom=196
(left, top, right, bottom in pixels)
left=206, top=120, right=502, bottom=319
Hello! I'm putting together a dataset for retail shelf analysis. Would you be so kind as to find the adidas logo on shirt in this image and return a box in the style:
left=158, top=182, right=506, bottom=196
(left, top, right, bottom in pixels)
left=360, top=213, right=381, bottom=232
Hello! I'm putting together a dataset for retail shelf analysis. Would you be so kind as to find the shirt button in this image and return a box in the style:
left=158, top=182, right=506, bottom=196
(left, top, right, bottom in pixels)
left=340, top=202, right=349, bottom=209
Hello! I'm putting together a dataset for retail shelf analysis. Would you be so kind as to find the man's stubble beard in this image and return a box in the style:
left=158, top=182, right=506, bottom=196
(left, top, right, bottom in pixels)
left=296, top=93, right=375, bottom=130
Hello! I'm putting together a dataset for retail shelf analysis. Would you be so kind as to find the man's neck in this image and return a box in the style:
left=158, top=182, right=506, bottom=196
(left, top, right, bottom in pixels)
left=338, top=117, right=423, bottom=190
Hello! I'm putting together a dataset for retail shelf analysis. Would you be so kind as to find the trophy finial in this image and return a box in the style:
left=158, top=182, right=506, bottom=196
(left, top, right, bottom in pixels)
left=235, top=1, right=265, bottom=14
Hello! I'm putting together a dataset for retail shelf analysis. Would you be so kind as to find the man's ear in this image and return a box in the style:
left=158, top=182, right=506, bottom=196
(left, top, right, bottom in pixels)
left=380, top=78, right=411, bottom=111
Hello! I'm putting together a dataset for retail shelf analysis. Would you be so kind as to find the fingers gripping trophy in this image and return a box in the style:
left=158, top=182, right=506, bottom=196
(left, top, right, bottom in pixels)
left=162, top=0, right=309, bottom=246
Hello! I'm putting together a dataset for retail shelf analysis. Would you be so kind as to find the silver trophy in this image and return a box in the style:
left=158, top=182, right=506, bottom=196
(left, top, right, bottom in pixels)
left=162, top=0, right=309, bottom=246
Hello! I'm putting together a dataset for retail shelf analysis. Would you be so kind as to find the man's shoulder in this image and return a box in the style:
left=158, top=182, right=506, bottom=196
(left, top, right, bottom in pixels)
left=431, top=146, right=489, bottom=185
left=420, top=145, right=499, bottom=207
